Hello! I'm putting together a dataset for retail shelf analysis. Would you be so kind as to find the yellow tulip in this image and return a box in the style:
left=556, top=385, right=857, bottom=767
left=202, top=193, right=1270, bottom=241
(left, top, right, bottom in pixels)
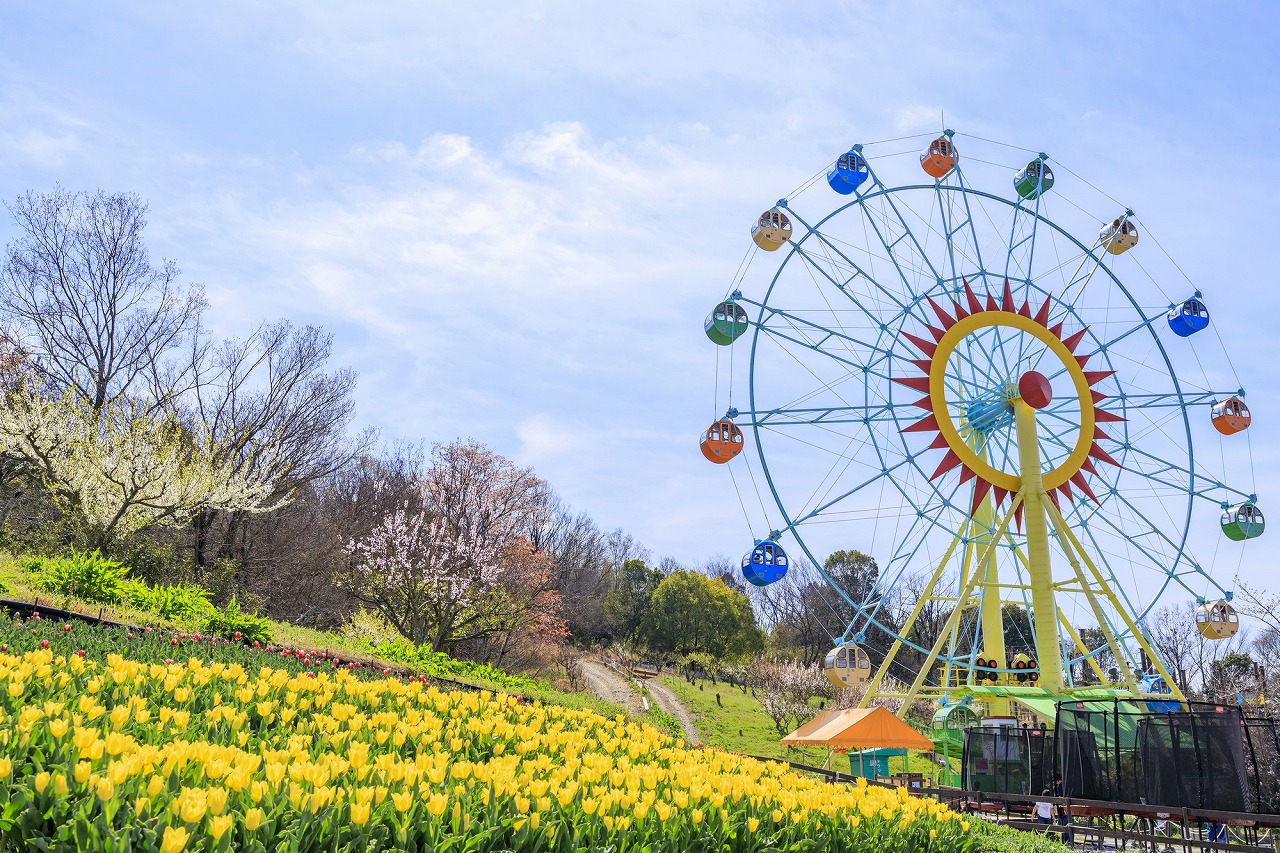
left=245, top=807, right=266, bottom=831
left=748, top=817, right=760, bottom=832
left=34, top=772, right=50, bottom=793
left=48, top=718, right=69, bottom=739
left=160, top=825, right=189, bottom=853
left=392, top=790, right=413, bottom=813
left=73, top=762, right=92, bottom=785
left=350, top=801, right=371, bottom=825
left=176, top=790, right=207, bottom=823
left=691, top=808, right=703, bottom=825
left=206, top=787, right=228, bottom=816
left=426, top=793, right=448, bottom=817
left=209, top=814, right=234, bottom=841
left=95, top=778, right=115, bottom=802
left=53, top=775, right=68, bottom=796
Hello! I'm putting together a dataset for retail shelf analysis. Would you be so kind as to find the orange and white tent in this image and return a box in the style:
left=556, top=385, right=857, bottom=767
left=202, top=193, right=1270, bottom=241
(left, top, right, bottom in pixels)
left=780, top=707, right=932, bottom=751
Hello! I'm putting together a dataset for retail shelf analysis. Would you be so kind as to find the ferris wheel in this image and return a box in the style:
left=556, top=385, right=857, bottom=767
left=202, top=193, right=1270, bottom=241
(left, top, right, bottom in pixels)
left=702, top=129, right=1260, bottom=713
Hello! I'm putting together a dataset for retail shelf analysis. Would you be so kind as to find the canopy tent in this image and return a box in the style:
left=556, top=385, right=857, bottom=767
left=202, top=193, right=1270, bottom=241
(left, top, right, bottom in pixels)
left=781, top=707, right=933, bottom=751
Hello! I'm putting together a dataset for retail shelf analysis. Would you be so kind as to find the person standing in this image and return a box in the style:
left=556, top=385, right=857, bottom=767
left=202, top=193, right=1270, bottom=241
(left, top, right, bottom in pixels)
left=1052, top=774, right=1073, bottom=845
left=1034, top=790, right=1055, bottom=826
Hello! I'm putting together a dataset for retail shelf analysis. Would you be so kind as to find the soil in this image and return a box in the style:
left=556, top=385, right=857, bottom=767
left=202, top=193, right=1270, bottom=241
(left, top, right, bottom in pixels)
left=577, top=658, right=645, bottom=716
left=643, top=674, right=701, bottom=743
left=576, top=658, right=701, bottom=743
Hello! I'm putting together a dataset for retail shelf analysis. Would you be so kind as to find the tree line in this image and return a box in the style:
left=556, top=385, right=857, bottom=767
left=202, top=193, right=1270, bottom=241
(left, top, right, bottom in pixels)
left=0, top=187, right=772, bottom=672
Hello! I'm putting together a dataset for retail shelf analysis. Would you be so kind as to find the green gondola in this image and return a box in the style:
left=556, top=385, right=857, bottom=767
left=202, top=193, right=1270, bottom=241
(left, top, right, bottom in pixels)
left=1014, top=157, right=1054, bottom=201
left=704, top=300, right=749, bottom=345
left=1221, top=502, right=1264, bottom=541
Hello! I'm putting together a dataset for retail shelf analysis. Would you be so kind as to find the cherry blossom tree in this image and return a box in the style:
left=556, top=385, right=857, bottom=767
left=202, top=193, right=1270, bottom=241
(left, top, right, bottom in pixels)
left=338, top=440, right=554, bottom=651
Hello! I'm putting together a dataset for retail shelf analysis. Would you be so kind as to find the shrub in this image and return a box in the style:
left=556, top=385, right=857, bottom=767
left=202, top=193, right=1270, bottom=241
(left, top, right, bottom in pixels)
left=372, top=641, right=542, bottom=692
left=119, top=580, right=215, bottom=622
left=203, top=596, right=273, bottom=645
left=26, top=550, right=129, bottom=605
left=337, top=607, right=405, bottom=649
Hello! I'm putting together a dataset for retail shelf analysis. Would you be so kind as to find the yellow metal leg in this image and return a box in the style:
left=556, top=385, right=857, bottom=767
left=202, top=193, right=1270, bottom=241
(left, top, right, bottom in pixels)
left=1045, top=500, right=1186, bottom=703
left=858, top=525, right=968, bottom=709
left=897, top=496, right=1023, bottom=716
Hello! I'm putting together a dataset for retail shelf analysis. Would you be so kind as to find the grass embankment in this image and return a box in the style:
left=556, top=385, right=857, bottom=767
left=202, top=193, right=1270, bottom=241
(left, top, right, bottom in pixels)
left=0, top=551, right=624, bottom=719
left=659, top=675, right=951, bottom=778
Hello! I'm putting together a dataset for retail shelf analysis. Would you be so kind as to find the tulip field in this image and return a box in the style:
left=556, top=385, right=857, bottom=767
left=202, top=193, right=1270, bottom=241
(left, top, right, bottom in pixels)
left=0, top=616, right=986, bottom=852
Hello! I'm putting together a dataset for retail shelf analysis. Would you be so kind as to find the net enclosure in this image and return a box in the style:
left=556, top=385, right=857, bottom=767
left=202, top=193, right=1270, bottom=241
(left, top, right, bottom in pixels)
left=960, top=699, right=1280, bottom=814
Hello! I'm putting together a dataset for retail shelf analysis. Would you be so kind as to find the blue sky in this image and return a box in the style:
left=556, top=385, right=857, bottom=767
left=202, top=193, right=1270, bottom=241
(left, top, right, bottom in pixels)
left=1, top=2, right=1277, bottom=604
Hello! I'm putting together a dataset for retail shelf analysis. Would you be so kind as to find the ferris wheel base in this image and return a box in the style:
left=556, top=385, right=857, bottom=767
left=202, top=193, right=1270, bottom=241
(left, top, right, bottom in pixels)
left=940, top=684, right=1155, bottom=727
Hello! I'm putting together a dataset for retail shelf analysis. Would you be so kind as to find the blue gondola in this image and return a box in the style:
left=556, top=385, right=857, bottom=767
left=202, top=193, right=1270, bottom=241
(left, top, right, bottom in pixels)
left=1167, top=296, right=1210, bottom=337
left=827, top=150, right=869, bottom=195
left=741, top=540, right=788, bottom=586
left=1138, top=674, right=1180, bottom=713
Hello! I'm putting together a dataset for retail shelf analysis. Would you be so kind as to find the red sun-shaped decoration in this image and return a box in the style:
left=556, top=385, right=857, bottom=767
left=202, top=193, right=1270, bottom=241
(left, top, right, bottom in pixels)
left=893, top=278, right=1124, bottom=522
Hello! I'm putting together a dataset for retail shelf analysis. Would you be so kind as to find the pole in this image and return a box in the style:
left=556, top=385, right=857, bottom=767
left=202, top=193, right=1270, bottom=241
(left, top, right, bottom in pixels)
left=1013, top=398, right=1065, bottom=693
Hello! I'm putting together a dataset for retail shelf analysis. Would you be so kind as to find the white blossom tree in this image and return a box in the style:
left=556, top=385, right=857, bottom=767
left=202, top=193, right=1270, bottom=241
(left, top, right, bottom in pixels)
left=0, top=373, right=279, bottom=548
left=339, top=439, right=552, bottom=650
left=745, top=657, right=832, bottom=734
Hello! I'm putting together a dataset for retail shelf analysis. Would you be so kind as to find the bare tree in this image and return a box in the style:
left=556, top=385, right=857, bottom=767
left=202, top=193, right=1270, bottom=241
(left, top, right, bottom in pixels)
left=530, top=501, right=613, bottom=643
left=1, top=188, right=206, bottom=409
left=187, top=321, right=373, bottom=575
left=603, top=528, right=650, bottom=573
left=1235, top=583, right=1280, bottom=637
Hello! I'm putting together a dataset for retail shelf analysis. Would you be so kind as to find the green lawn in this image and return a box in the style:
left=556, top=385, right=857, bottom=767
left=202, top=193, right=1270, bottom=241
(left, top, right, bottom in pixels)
left=659, top=675, right=789, bottom=758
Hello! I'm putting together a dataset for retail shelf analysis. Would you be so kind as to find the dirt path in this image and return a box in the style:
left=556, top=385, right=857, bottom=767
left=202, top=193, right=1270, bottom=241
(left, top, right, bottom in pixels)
left=577, top=658, right=645, bottom=716
left=644, top=676, right=700, bottom=744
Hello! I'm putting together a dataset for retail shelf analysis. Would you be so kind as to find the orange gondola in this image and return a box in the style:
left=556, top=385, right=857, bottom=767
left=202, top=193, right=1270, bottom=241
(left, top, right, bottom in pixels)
left=920, top=136, right=958, bottom=179
left=1211, top=396, right=1250, bottom=435
left=699, top=419, right=744, bottom=463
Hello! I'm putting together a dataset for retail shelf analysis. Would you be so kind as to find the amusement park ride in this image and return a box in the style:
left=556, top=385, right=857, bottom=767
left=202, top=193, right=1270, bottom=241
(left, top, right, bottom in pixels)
left=702, top=130, right=1260, bottom=743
